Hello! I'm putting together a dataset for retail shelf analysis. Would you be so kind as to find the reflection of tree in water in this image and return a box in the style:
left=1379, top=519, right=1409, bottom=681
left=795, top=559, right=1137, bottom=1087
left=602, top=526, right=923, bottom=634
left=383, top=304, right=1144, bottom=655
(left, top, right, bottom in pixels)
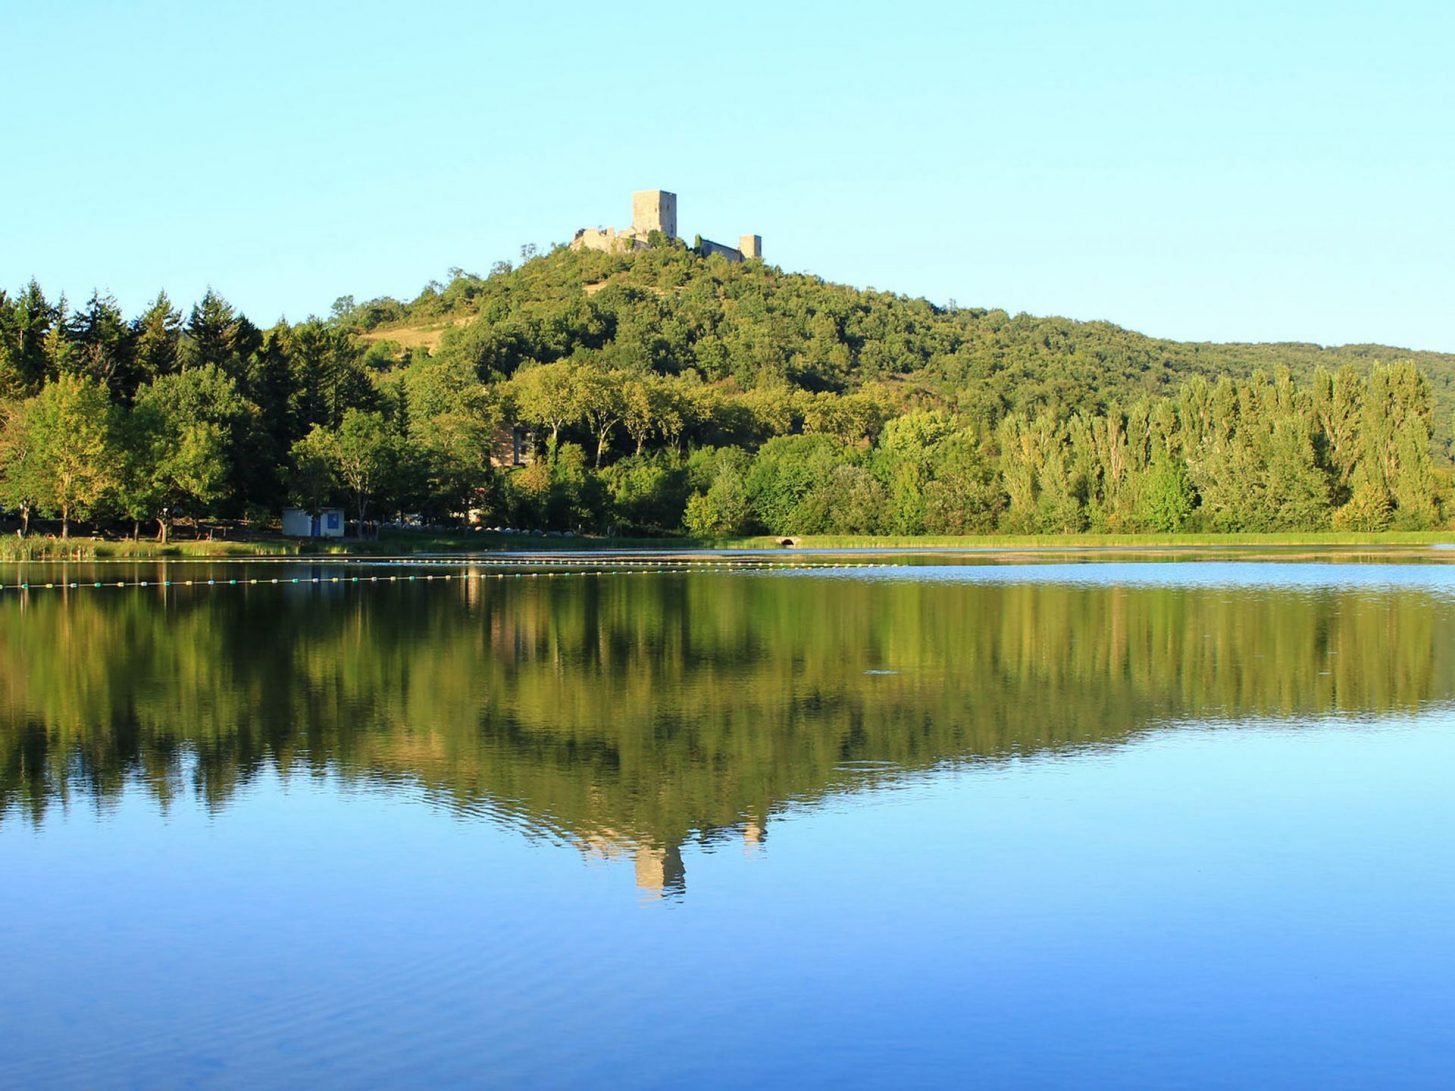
left=2, top=569, right=1453, bottom=896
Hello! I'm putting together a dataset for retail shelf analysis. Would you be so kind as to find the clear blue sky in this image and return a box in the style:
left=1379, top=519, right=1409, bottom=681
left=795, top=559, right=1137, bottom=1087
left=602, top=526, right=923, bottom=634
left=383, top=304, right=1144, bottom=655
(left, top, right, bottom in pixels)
left=4, top=0, right=1452, bottom=350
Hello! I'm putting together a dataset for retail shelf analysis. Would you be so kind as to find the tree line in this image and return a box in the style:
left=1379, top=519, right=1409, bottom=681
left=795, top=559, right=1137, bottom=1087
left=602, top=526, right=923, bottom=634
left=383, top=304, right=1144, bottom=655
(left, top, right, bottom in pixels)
left=0, top=242, right=1448, bottom=539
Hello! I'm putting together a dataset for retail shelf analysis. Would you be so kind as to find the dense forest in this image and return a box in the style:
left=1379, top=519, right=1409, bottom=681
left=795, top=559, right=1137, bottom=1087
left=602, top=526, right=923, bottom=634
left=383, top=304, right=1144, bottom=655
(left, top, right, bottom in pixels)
left=2, top=238, right=1452, bottom=539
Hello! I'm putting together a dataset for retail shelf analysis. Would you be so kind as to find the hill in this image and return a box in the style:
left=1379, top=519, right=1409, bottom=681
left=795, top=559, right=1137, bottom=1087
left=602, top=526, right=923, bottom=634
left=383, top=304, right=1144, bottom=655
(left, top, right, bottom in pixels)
left=341, top=241, right=1455, bottom=441
left=1, top=240, right=1451, bottom=539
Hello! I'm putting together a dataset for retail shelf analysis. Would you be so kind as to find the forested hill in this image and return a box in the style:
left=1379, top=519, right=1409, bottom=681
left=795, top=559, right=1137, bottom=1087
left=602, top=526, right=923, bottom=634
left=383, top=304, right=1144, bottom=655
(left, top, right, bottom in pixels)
left=1, top=238, right=1451, bottom=540
left=342, top=241, right=1455, bottom=430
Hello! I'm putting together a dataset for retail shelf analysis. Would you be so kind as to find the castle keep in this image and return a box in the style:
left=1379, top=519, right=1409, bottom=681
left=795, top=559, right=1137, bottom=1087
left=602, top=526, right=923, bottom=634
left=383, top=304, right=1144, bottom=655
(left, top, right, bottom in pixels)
left=571, top=189, right=761, bottom=262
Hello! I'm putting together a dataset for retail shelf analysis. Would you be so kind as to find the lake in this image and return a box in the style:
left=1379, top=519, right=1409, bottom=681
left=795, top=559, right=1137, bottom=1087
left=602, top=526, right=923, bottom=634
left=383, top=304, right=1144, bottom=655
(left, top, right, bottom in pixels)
left=2, top=554, right=1453, bottom=1088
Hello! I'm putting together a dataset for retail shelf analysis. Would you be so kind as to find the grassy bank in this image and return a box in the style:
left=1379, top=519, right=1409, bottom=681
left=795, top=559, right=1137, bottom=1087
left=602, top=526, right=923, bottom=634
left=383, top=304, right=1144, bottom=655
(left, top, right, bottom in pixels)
left=703, top=530, right=1455, bottom=550
left=6, top=528, right=1455, bottom=562
left=0, top=537, right=304, bottom=562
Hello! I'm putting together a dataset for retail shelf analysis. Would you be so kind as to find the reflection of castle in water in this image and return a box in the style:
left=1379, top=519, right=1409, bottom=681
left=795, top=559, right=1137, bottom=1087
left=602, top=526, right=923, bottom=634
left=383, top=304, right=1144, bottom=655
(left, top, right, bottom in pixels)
left=579, top=820, right=766, bottom=897
left=579, top=836, right=688, bottom=897
left=4, top=563, right=1455, bottom=897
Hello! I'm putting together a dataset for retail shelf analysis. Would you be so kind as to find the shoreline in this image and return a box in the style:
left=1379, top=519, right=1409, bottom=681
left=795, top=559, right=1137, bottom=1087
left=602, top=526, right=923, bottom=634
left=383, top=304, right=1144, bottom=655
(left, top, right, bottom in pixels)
left=4, top=530, right=1455, bottom=564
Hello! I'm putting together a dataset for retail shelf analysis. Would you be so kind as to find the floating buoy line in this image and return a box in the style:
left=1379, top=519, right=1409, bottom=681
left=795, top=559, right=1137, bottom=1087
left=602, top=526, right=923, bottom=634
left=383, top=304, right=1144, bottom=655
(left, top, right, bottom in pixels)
left=0, top=557, right=886, bottom=595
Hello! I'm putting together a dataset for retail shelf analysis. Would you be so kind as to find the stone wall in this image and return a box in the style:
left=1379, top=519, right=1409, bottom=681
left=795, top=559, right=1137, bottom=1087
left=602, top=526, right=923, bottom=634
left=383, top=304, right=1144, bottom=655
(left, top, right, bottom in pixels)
left=699, top=237, right=745, bottom=262
left=570, top=227, right=645, bottom=255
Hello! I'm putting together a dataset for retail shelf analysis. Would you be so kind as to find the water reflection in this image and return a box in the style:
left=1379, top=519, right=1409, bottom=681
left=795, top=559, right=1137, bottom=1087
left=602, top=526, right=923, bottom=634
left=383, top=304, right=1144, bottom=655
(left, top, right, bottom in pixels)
left=3, top=561, right=1454, bottom=896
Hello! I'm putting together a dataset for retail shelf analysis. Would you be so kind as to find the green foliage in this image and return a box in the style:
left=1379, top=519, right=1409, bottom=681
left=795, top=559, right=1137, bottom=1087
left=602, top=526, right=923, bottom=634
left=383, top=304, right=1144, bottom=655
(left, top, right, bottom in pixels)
left=123, top=365, right=256, bottom=538
left=331, top=409, right=399, bottom=531
left=64, top=291, right=136, bottom=398
left=289, top=427, right=337, bottom=516
left=133, top=292, right=183, bottom=384
left=503, top=442, right=607, bottom=532
left=683, top=449, right=751, bottom=536
left=0, top=399, right=44, bottom=533
left=0, top=255, right=1449, bottom=538
left=607, top=453, right=691, bottom=535
left=1333, top=467, right=1393, bottom=532
left=396, top=356, right=499, bottom=524
left=509, top=360, right=579, bottom=453
left=22, top=375, right=122, bottom=535
left=0, top=280, right=60, bottom=398
left=1139, top=452, right=1195, bottom=532
left=746, top=434, right=856, bottom=535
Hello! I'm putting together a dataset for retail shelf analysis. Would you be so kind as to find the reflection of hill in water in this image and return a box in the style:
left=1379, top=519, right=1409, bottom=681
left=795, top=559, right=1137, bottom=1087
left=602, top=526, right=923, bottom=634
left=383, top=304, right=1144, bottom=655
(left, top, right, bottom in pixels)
left=3, top=568, right=1453, bottom=893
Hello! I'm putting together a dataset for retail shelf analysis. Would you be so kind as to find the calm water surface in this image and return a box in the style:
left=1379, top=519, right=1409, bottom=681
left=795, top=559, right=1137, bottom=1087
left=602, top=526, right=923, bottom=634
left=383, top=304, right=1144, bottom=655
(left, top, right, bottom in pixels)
left=2, top=556, right=1453, bottom=1088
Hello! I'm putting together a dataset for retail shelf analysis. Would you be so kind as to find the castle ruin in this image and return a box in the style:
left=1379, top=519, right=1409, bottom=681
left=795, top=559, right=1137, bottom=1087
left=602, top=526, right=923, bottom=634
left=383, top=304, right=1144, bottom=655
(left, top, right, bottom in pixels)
left=570, top=189, right=761, bottom=263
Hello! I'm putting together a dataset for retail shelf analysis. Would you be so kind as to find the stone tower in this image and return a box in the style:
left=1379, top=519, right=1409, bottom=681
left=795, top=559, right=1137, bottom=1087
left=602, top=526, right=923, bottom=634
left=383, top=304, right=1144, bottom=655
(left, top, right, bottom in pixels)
left=739, top=234, right=762, bottom=259
left=631, top=189, right=677, bottom=240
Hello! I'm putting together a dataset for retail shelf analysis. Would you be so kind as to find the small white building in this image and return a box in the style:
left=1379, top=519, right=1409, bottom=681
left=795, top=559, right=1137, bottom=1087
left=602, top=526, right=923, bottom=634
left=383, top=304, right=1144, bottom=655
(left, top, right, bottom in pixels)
left=282, top=508, right=345, bottom=538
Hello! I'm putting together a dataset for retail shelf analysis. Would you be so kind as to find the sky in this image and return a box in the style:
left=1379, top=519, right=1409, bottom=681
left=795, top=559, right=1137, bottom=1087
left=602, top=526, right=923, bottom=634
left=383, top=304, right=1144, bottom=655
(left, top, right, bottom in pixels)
left=3, top=0, right=1452, bottom=350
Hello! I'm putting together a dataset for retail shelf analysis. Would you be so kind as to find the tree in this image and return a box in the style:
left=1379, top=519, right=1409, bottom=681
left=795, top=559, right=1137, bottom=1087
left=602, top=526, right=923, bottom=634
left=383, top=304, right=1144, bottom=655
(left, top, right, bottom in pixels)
left=607, top=453, right=690, bottom=533
left=510, top=361, right=579, bottom=456
left=132, top=292, right=183, bottom=383
left=1389, top=416, right=1439, bottom=529
left=126, top=370, right=242, bottom=541
left=745, top=434, right=854, bottom=535
left=395, top=356, right=499, bottom=522
left=549, top=442, right=607, bottom=531
left=184, top=289, right=239, bottom=372
left=289, top=427, right=337, bottom=518
left=1332, top=466, right=1393, bottom=532
left=996, top=413, right=1039, bottom=533
left=288, top=319, right=369, bottom=430
left=1261, top=418, right=1332, bottom=530
left=25, top=376, right=120, bottom=536
left=1138, top=451, right=1196, bottom=532
left=815, top=463, right=888, bottom=534
left=0, top=399, right=44, bottom=534
left=684, top=451, right=751, bottom=537
left=416, top=410, right=494, bottom=523
left=237, top=325, right=296, bottom=510
left=574, top=365, right=624, bottom=466
left=621, top=373, right=663, bottom=456
left=0, top=280, right=58, bottom=397
left=65, top=291, right=136, bottom=399
left=921, top=431, right=1004, bottom=533
left=127, top=417, right=229, bottom=542
left=331, top=409, right=397, bottom=534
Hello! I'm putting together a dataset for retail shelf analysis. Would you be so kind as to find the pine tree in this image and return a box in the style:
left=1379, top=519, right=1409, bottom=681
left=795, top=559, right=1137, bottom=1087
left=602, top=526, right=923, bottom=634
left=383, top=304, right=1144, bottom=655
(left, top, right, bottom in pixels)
left=65, top=291, right=136, bottom=399
left=0, top=280, right=58, bottom=396
left=132, top=292, right=182, bottom=383
left=184, top=289, right=238, bottom=372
